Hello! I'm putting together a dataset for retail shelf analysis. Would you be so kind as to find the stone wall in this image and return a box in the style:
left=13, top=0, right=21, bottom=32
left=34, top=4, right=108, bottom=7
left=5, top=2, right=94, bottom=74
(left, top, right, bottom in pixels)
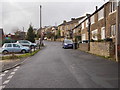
left=78, top=43, right=89, bottom=51
left=90, top=42, right=115, bottom=58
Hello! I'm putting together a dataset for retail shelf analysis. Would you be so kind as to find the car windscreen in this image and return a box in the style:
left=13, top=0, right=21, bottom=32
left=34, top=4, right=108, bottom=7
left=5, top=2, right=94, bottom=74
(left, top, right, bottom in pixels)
left=64, top=40, right=73, bottom=44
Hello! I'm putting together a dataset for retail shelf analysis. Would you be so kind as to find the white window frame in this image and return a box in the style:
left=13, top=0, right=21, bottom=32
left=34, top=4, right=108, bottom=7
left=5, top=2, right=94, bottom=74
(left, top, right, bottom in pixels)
left=82, top=34, right=86, bottom=41
left=91, top=15, right=95, bottom=25
left=110, top=24, right=116, bottom=38
left=82, top=23, right=84, bottom=30
left=101, top=27, right=105, bottom=39
left=73, top=29, right=76, bottom=33
left=92, top=29, right=98, bottom=40
left=86, top=19, right=88, bottom=27
left=109, top=1, right=117, bottom=14
left=98, top=8, right=104, bottom=21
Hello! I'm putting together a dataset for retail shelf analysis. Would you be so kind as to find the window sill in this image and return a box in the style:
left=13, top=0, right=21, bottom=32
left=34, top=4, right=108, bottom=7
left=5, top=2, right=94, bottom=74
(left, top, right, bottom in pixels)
left=98, top=17, right=104, bottom=21
left=109, top=10, right=116, bottom=15
left=91, top=23, right=94, bottom=25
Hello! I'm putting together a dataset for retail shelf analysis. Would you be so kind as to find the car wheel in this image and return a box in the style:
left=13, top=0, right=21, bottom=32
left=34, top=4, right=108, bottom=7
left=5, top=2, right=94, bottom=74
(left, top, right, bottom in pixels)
left=63, top=46, right=66, bottom=49
left=2, top=50, right=8, bottom=55
left=30, top=45, right=34, bottom=49
left=21, top=50, right=26, bottom=54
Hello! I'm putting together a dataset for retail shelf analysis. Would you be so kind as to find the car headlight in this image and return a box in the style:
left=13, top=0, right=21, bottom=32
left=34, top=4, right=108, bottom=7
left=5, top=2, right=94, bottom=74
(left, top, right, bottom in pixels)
left=64, top=43, right=67, bottom=45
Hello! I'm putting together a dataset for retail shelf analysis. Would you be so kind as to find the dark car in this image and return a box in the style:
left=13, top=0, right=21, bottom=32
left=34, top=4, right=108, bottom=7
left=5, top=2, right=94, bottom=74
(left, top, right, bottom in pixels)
left=62, top=39, right=73, bottom=49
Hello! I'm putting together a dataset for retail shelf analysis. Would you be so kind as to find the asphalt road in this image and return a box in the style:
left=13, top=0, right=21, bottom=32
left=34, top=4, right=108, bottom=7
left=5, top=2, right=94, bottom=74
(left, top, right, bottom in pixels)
left=3, top=41, right=118, bottom=88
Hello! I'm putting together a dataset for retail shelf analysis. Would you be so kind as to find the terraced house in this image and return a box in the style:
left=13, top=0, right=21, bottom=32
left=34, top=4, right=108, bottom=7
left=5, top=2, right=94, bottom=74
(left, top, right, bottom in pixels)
left=58, top=16, right=85, bottom=40
left=73, top=0, right=120, bottom=61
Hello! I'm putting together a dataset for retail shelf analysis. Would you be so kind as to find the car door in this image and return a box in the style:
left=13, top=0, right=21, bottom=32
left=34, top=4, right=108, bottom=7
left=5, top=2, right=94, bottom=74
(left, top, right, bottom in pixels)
left=6, top=44, right=13, bottom=52
left=19, top=40, right=25, bottom=46
left=13, top=44, right=21, bottom=52
left=24, top=40, right=30, bottom=46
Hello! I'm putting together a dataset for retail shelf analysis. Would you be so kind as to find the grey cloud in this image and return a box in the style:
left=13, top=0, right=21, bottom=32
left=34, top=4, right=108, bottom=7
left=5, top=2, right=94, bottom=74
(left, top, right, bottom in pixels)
left=2, top=1, right=104, bottom=34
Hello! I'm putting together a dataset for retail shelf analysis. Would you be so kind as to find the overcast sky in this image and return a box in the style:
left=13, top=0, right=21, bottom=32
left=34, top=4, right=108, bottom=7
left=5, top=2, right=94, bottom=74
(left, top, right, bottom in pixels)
left=0, top=0, right=109, bottom=34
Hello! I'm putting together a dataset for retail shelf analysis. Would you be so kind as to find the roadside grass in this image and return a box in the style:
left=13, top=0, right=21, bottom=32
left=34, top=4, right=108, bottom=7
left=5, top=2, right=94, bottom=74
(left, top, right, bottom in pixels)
left=1, top=49, right=40, bottom=60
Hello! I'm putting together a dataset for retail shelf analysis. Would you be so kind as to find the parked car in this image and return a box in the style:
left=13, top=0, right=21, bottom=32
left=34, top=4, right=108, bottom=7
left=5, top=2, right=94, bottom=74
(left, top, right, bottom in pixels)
left=2, top=43, right=30, bottom=54
left=62, top=39, right=73, bottom=49
left=44, top=37, right=47, bottom=40
left=16, top=40, right=37, bottom=48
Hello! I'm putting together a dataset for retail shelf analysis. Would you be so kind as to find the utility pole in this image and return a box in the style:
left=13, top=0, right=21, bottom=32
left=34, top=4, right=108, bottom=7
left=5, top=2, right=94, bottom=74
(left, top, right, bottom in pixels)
left=39, top=5, right=43, bottom=49
left=23, top=27, right=24, bottom=32
left=40, top=5, right=42, bottom=29
left=116, top=0, right=119, bottom=62
left=86, top=14, right=91, bottom=51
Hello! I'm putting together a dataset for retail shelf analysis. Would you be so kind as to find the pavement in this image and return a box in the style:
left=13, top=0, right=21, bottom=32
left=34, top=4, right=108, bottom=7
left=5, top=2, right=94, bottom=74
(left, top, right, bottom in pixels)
left=0, top=58, right=26, bottom=72
left=0, top=41, right=119, bottom=88
left=0, top=47, right=43, bottom=72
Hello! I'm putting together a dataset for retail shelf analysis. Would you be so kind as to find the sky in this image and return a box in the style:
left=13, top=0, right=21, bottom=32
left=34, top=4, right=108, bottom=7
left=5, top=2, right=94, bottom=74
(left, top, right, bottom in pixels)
left=0, top=0, right=109, bottom=34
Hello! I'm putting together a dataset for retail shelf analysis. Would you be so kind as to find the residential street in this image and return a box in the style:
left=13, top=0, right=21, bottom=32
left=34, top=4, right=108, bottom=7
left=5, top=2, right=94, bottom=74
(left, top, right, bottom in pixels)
left=2, top=41, right=118, bottom=88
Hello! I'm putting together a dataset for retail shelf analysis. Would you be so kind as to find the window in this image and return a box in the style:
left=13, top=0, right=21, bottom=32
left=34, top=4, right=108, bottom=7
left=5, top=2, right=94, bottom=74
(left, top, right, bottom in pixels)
left=86, top=20, right=88, bottom=27
left=73, top=29, right=76, bottom=33
left=82, top=34, right=86, bottom=41
left=110, top=1, right=117, bottom=13
left=98, top=8, right=104, bottom=20
left=82, top=23, right=84, bottom=30
left=91, top=15, right=94, bottom=24
left=23, top=41, right=29, bottom=43
left=13, top=44, right=20, bottom=48
left=7, top=44, right=12, bottom=47
left=92, top=29, right=98, bottom=40
left=101, top=27, right=105, bottom=39
left=110, top=24, right=116, bottom=37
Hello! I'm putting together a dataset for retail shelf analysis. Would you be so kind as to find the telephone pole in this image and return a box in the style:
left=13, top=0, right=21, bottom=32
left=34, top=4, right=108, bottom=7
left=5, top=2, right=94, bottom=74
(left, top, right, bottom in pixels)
left=116, top=0, right=119, bottom=62
left=40, top=5, right=42, bottom=29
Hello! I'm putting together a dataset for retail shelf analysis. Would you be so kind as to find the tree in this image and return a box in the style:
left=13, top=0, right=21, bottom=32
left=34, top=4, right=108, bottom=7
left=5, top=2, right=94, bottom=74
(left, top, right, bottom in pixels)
left=26, top=24, right=35, bottom=43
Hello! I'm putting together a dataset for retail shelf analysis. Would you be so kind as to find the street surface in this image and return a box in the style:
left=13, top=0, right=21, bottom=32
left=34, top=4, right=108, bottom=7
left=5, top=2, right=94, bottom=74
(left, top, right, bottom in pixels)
left=1, top=41, right=118, bottom=88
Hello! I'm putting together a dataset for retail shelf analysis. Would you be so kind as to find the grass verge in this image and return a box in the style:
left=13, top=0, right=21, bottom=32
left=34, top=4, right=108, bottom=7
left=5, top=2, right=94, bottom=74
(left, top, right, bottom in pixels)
left=1, top=49, right=40, bottom=60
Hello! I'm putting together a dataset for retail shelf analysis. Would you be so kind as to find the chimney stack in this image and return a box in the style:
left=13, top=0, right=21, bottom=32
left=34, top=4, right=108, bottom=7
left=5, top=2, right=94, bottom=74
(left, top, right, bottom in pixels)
left=96, top=6, right=98, bottom=11
left=71, top=18, right=75, bottom=21
left=63, top=20, right=66, bottom=23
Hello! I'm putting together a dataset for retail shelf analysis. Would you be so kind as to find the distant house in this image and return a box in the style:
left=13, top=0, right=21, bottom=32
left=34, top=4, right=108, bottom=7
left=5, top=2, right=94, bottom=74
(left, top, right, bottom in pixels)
left=58, top=16, right=85, bottom=39
left=33, top=28, right=38, bottom=35
left=14, top=30, right=26, bottom=40
left=0, top=28, right=4, bottom=47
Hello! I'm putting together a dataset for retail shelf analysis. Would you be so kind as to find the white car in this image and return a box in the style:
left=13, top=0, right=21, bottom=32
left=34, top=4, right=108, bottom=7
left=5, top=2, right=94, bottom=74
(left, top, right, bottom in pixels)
left=16, top=40, right=37, bottom=48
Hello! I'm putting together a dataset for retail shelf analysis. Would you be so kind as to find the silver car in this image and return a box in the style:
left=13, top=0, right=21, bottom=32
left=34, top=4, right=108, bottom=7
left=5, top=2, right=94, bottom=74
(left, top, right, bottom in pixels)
left=2, top=43, right=30, bottom=54
left=16, top=40, right=37, bottom=48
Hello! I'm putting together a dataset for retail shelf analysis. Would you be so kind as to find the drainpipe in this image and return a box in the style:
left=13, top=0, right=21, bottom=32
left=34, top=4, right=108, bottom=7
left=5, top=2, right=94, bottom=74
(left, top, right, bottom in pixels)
left=116, top=0, right=119, bottom=62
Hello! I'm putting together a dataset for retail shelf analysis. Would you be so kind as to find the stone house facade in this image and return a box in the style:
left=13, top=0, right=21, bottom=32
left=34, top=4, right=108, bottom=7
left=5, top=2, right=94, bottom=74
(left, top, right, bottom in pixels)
left=78, top=1, right=118, bottom=43
left=73, top=0, right=120, bottom=61
left=58, top=16, right=85, bottom=39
